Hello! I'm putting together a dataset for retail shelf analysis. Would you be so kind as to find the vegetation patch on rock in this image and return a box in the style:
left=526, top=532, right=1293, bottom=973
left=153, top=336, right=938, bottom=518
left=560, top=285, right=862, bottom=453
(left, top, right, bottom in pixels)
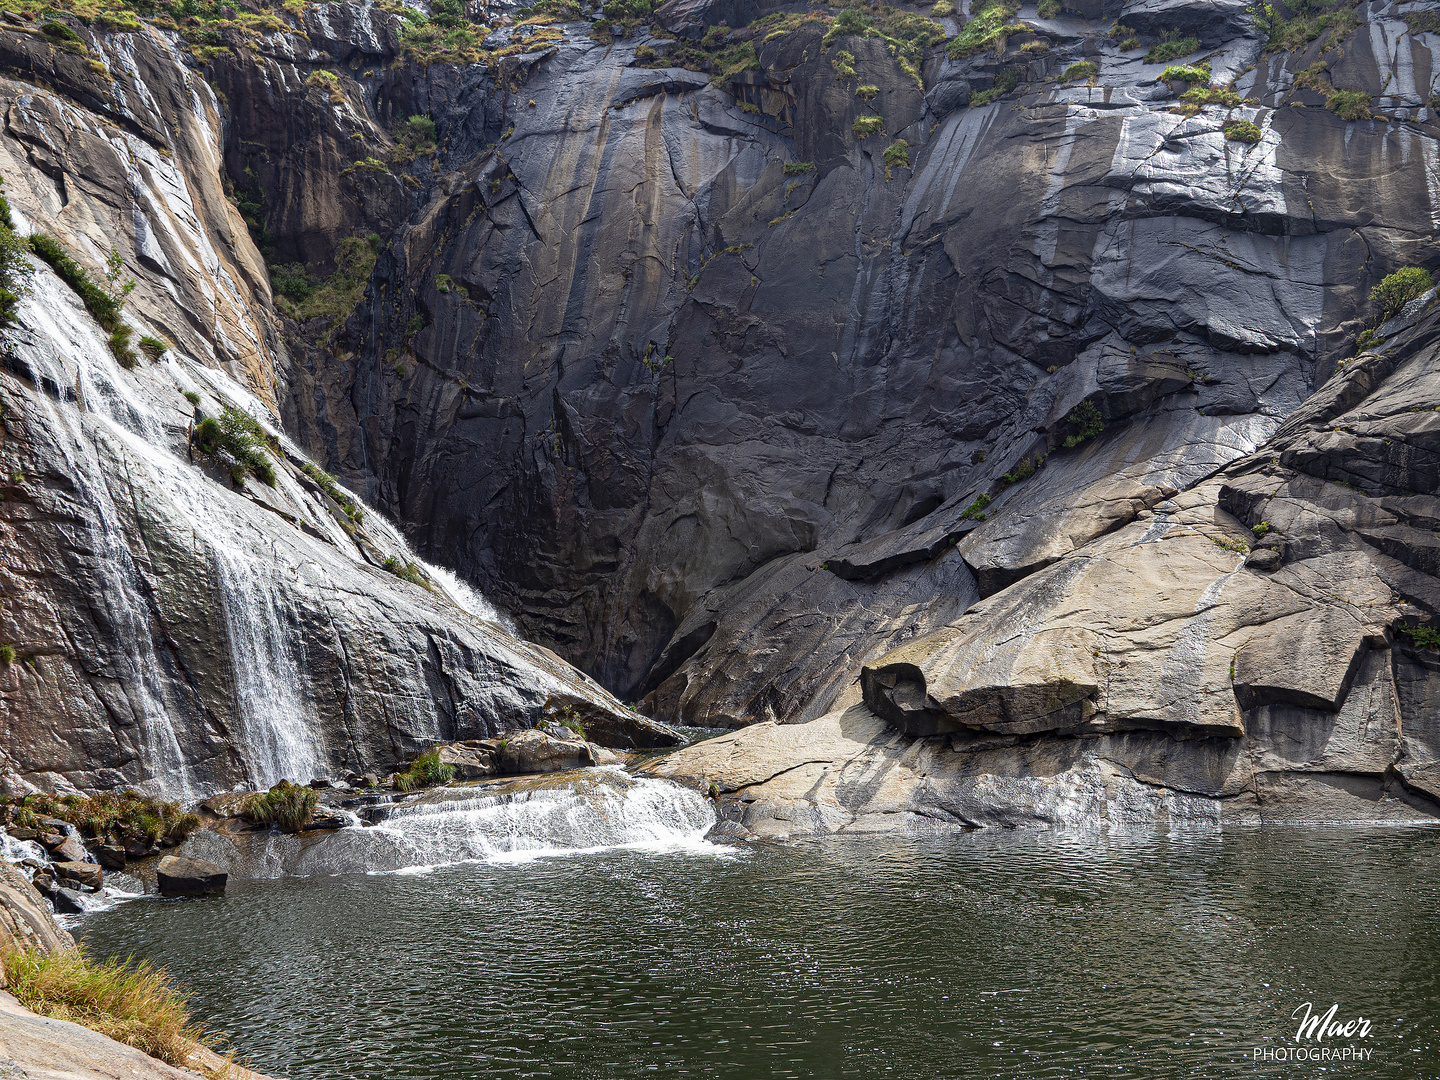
left=8, top=791, right=199, bottom=850
left=947, top=0, right=1020, bottom=59
left=1370, top=266, right=1433, bottom=321
left=243, top=780, right=319, bottom=832
left=195, top=406, right=278, bottom=487
left=1223, top=118, right=1263, bottom=144
left=1, top=946, right=215, bottom=1069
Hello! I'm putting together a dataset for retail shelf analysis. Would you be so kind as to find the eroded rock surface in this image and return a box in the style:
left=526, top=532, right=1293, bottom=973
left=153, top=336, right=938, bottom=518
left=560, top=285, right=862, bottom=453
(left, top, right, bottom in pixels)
left=649, top=295, right=1440, bottom=831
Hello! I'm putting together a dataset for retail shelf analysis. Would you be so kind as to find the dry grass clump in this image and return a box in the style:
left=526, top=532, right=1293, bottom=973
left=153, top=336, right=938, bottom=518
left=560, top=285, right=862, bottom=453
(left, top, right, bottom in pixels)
left=1, top=946, right=209, bottom=1068
left=242, top=780, right=318, bottom=832
left=10, top=791, right=200, bottom=848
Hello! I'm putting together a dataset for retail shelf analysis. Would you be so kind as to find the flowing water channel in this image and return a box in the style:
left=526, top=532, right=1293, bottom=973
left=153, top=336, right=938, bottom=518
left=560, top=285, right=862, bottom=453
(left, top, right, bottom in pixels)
left=75, top=793, right=1440, bottom=1080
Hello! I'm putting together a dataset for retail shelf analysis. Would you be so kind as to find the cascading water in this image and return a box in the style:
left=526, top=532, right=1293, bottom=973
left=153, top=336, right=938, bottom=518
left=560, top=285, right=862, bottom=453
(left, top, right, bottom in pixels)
left=218, top=769, right=732, bottom=877
left=11, top=261, right=509, bottom=796
left=17, top=287, right=198, bottom=799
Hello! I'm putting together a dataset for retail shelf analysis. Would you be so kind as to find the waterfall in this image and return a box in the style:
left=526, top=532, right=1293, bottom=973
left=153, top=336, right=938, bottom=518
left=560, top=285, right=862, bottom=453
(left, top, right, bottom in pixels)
left=217, top=769, right=732, bottom=877
left=16, top=287, right=198, bottom=799
left=10, top=262, right=505, bottom=796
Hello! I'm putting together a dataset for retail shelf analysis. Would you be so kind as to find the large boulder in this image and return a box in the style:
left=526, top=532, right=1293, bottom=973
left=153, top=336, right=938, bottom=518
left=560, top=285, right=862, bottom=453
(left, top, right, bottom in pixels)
left=156, top=856, right=227, bottom=898
left=495, top=730, right=604, bottom=775
left=0, top=862, right=73, bottom=953
left=437, top=743, right=497, bottom=780
left=49, top=862, right=103, bottom=892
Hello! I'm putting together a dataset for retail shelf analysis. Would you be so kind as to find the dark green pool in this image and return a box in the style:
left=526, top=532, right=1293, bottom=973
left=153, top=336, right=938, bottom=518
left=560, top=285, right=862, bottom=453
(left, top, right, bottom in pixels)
left=77, top=825, right=1440, bottom=1079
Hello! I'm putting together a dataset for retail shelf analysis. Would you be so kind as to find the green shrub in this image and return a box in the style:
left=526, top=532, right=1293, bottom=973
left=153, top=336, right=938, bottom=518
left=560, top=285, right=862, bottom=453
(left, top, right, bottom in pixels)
left=856, top=84, right=880, bottom=101
left=0, top=645, right=13, bottom=665
left=183, top=391, right=201, bottom=406
left=1213, top=535, right=1250, bottom=553
left=1397, top=622, right=1440, bottom=650
left=1250, top=521, right=1275, bottom=537
left=831, top=48, right=857, bottom=80
left=243, top=781, right=318, bottom=832
left=1, top=947, right=210, bottom=1067
left=1258, top=2, right=1358, bottom=55
left=285, top=236, right=377, bottom=322
left=1145, top=36, right=1199, bottom=64
left=947, top=0, right=1019, bottom=59
left=435, top=273, right=454, bottom=294
left=958, top=493, right=990, bottom=521
left=931, top=0, right=954, bottom=15
left=269, top=262, right=315, bottom=304
left=1326, top=89, right=1370, bottom=120
left=28, top=237, right=134, bottom=366
left=853, top=115, right=885, bottom=138
left=883, top=140, right=910, bottom=168
left=1370, top=266, right=1433, bottom=321
left=392, top=749, right=455, bottom=792
left=1062, top=61, right=1097, bottom=82
left=1161, top=62, right=1210, bottom=83
left=1223, top=118, right=1263, bottom=143
left=1037, top=0, right=1060, bottom=16
left=1003, top=457, right=1040, bottom=483
left=195, top=405, right=277, bottom=487
left=1061, top=400, right=1104, bottom=448
left=783, top=161, right=816, bottom=175
left=0, top=180, right=30, bottom=331
left=382, top=556, right=429, bottom=587
left=301, top=462, right=363, bottom=525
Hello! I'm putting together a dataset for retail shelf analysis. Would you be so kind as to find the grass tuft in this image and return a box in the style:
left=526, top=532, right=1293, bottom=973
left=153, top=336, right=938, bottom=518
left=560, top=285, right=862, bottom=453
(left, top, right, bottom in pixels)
left=242, top=781, right=318, bottom=832
left=2, top=947, right=212, bottom=1068
left=393, top=749, right=455, bottom=792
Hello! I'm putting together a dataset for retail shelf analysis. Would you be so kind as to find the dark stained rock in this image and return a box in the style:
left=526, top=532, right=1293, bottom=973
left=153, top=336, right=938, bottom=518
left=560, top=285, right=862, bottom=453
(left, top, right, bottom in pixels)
left=49, top=862, right=103, bottom=892
left=50, top=889, right=86, bottom=915
left=94, top=844, right=126, bottom=871
left=156, top=856, right=228, bottom=897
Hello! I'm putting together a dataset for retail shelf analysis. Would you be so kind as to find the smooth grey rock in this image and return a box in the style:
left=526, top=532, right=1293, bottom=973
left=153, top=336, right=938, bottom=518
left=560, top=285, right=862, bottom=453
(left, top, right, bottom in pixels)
left=0, top=863, right=72, bottom=953
left=495, top=730, right=601, bottom=775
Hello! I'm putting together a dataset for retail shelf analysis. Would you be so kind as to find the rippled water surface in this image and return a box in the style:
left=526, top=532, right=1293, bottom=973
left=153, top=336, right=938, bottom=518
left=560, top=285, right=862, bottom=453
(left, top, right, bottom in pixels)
left=78, top=826, right=1440, bottom=1079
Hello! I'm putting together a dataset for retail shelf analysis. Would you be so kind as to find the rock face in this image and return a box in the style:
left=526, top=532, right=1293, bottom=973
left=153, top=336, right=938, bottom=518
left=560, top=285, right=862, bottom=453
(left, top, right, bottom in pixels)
left=0, top=0, right=1438, bottom=829
left=648, top=295, right=1440, bottom=830
left=156, top=855, right=227, bottom=897
left=0, top=18, right=677, bottom=799
left=0, top=863, right=72, bottom=955
left=249, top=0, right=1440, bottom=747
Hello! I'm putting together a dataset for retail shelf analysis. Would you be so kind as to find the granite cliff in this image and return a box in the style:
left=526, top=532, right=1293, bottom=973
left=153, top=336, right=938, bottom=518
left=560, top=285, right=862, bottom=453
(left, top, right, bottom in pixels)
left=0, top=0, right=1436, bottom=821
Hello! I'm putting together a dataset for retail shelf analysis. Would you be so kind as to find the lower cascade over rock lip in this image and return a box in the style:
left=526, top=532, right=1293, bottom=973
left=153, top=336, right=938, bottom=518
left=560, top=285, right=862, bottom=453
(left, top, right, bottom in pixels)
left=163, top=769, right=730, bottom=879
